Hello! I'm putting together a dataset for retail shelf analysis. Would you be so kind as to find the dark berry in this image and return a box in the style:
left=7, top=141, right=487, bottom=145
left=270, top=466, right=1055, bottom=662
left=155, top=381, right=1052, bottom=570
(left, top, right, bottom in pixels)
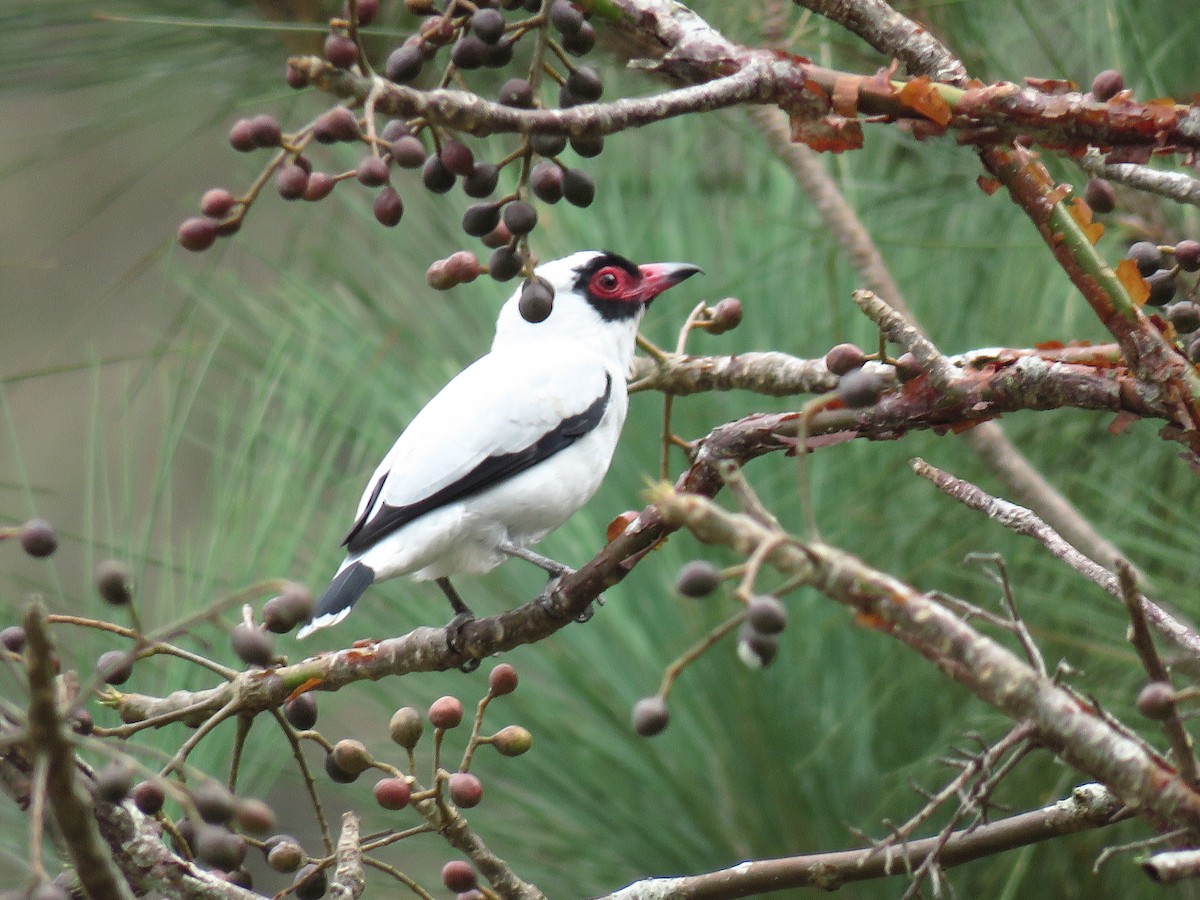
left=389, top=707, right=424, bottom=748
left=530, top=161, right=564, bottom=203
left=286, top=61, right=309, bottom=90
left=1084, top=177, right=1116, bottom=214
left=390, top=135, right=427, bottom=169
left=96, top=649, right=134, bottom=685
left=96, top=762, right=134, bottom=803
left=269, top=584, right=312, bottom=633
left=463, top=204, right=501, bottom=237
left=446, top=251, right=482, bottom=284
left=442, top=860, right=477, bottom=892
left=488, top=662, right=518, bottom=695
left=385, top=45, right=424, bottom=83
left=18, top=519, right=57, bottom=557
left=549, top=0, right=583, bottom=35
left=519, top=277, right=554, bottom=322
left=196, top=824, right=247, bottom=871
left=448, top=772, right=483, bottom=807
left=429, top=695, right=464, bottom=729
left=276, top=164, right=309, bottom=201
left=463, top=162, right=500, bottom=198
left=200, top=188, right=237, bottom=218
left=451, top=36, right=487, bottom=70
left=225, top=869, right=253, bottom=890
left=304, top=172, right=337, bottom=202
left=234, top=798, right=277, bottom=835
left=1137, top=681, right=1175, bottom=720
left=746, top=595, right=788, bottom=634
left=284, top=693, right=318, bottom=730
left=837, top=368, right=884, bottom=407
left=231, top=624, right=274, bottom=667
left=632, top=696, right=669, bottom=737
left=248, top=115, right=282, bottom=148
left=356, top=155, right=390, bottom=187
left=440, top=140, right=475, bottom=177
left=825, top=343, right=866, bottom=375
left=1146, top=270, right=1176, bottom=306
left=266, top=837, right=305, bottom=873
left=373, top=777, right=411, bottom=810
left=491, top=724, right=533, bottom=756
left=489, top=246, right=523, bottom=282
left=562, top=168, right=595, bottom=206
left=737, top=622, right=779, bottom=668
left=96, top=560, right=133, bottom=605
left=566, top=65, right=602, bottom=101
left=178, top=218, right=218, bottom=252
left=558, top=83, right=579, bottom=109
left=228, top=119, right=256, bottom=152
left=132, top=779, right=165, bottom=816
left=676, top=560, right=721, bottom=597
left=0, top=625, right=26, bottom=653
left=313, top=107, right=360, bottom=143
left=324, top=33, right=359, bottom=68
left=530, top=132, right=567, bottom=157
left=355, top=0, right=380, bottom=25
left=471, top=8, right=506, bottom=43
left=1168, top=301, right=1200, bottom=334
left=422, top=155, right=456, bottom=193
left=1129, top=241, right=1163, bottom=276
left=484, top=38, right=514, bottom=68
left=561, top=20, right=595, bottom=55
left=1175, top=239, right=1200, bottom=272
left=502, top=201, right=537, bottom=236
left=706, top=298, right=743, bottom=334
left=482, top=221, right=512, bottom=249
left=569, top=133, right=604, bottom=158
left=324, top=752, right=359, bottom=784
left=380, top=119, right=412, bottom=143
left=294, top=864, right=328, bottom=900
left=498, top=78, right=533, bottom=108
left=372, top=187, right=405, bottom=226
left=332, top=738, right=373, bottom=775
left=193, top=780, right=236, bottom=825
left=1090, top=69, right=1125, bottom=102
left=71, top=709, right=94, bottom=735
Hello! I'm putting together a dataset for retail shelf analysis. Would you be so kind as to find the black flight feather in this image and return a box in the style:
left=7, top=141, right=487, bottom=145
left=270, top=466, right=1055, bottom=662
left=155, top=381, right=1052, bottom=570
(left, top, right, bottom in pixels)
left=309, top=560, right=375, bottom=622
left=343, top=373, right=612, bottom=555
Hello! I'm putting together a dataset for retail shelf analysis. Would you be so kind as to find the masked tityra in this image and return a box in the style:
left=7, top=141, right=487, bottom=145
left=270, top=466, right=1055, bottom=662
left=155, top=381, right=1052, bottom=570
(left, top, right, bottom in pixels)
left=297, top=250, right=701, bottom=639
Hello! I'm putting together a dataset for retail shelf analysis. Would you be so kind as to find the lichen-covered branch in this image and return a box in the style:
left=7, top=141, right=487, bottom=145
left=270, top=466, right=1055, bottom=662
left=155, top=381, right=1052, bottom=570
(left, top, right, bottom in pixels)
left=24, top=606, right=136, bottom=900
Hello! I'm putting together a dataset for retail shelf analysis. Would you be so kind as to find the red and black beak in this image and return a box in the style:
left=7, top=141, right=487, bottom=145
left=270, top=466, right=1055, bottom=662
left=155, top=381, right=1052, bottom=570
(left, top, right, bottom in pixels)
left=637, top=262, right=703, bottom=302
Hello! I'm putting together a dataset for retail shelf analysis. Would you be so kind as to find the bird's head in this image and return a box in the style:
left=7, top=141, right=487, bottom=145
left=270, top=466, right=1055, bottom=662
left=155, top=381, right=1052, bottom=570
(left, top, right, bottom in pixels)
left=492, top=250, right=702, bottom=365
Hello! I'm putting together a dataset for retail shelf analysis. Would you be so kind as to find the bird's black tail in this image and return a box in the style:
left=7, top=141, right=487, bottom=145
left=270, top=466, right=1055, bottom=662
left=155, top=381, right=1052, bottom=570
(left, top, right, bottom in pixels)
left=296, top=562, right=375, bottom=639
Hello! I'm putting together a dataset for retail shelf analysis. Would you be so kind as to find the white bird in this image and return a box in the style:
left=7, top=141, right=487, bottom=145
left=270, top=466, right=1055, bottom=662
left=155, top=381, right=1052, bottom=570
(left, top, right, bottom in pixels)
left=297, top=250, right=700, bottom=639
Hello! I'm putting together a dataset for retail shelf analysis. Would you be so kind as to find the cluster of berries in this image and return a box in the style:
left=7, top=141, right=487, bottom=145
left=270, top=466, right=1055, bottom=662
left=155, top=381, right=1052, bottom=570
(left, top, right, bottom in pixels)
left=1123, top=240, right=1200, bottom=359
left=178, top=0, right=607, bottom=306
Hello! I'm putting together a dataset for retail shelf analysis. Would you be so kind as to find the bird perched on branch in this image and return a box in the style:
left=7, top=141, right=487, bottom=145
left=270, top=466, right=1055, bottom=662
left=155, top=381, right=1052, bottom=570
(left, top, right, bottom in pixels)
left=297, top=250, right=700, bottom=639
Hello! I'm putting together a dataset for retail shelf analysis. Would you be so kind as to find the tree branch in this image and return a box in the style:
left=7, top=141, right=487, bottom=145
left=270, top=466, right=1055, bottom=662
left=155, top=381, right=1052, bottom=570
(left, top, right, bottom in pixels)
left=652, top=487, right=1200, bottom=834
left=600, top=783, right=1127, bottom=898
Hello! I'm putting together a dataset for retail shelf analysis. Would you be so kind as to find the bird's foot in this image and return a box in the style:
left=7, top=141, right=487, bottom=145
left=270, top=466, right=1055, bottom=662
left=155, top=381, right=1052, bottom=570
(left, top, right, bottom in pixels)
left=534, top=574, right=603, bottom=623
left=444, top=611, right=481, bottom=673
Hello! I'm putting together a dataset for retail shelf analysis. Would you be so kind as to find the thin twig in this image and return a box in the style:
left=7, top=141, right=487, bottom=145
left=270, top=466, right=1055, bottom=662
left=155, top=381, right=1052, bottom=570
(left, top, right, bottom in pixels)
left=1117, top=559, right=1199, bottom=785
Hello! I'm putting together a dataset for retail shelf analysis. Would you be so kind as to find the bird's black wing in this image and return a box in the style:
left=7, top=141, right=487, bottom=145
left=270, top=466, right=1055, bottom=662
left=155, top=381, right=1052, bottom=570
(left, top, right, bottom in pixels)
left=344, top=374, right=612, bottom=555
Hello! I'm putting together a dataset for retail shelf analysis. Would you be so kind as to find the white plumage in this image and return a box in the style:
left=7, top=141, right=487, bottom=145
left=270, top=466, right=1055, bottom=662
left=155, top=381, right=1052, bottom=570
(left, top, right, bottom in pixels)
left=298, top=250, right=700, bottom=638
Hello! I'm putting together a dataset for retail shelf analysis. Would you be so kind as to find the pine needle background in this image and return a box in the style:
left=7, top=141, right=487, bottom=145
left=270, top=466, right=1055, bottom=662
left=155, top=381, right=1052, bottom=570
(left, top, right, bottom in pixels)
left=2, top=0, right=1199, bottom=896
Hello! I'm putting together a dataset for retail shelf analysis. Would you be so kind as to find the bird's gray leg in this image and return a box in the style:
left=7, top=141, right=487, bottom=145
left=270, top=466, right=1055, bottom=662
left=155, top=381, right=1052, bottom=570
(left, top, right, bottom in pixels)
left=498, top=541, right=574, bottom=578
left=499, top=542, right=599, bottom=623
left=437, top=577, right=480, bottom=672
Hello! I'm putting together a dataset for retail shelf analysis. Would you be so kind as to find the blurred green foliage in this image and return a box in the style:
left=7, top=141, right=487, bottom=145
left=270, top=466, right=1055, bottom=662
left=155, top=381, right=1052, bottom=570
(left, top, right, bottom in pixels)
left=3, top=0, right=1200, bottom=896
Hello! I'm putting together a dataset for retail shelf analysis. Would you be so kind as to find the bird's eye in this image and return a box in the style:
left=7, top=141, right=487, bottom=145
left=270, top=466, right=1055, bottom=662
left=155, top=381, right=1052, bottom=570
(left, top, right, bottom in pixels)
left=589, top=266, right=627, bottom=299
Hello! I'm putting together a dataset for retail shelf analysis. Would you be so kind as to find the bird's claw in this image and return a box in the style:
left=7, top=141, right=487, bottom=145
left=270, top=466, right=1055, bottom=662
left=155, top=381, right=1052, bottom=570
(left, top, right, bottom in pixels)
left=534, top=575, right=603, bottom=623
left=445, top=612, right=481, bottom=673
